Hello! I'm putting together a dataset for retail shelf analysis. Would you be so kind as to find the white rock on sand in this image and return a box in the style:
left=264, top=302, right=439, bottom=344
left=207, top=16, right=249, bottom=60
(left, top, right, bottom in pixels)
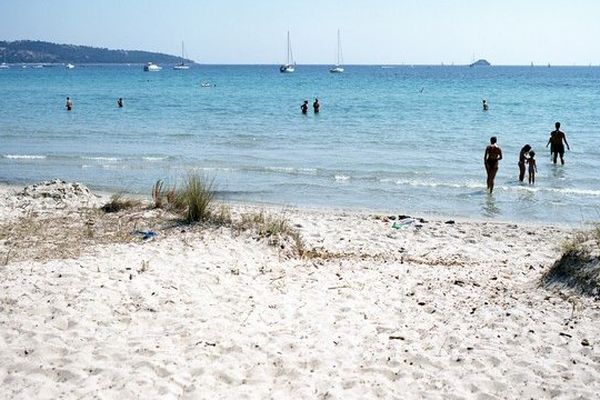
left=0, top=182, right=599, bottom=399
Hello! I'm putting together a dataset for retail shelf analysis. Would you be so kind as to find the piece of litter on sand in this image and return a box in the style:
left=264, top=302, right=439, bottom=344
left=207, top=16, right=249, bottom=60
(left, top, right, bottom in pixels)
left=392, top=218, right=416, bottom=229
left=132, top=230, right=158, bottom=241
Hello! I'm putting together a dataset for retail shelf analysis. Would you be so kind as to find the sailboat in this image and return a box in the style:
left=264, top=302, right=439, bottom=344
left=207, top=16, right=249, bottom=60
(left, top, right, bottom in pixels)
left=329, top=30, right=344, bottom=73
left=279, top=31, right=295, bottom=73
left=173, top=41, right=190, bottom=70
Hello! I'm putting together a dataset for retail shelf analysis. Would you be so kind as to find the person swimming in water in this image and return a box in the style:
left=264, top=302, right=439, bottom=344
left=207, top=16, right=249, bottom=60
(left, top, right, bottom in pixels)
left=546, top=121, right=570, bottom=165
left=301, top=100, right=308, bottom=114
left=518, top=144, right=532, bottom=182
left=484, top=136, right=502, bottom=193
left=65, top=97, right=73, bottom=111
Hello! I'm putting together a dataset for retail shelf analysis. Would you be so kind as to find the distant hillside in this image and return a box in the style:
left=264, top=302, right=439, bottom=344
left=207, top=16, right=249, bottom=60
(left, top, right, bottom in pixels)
left=0, top=40, right=194, bottom=64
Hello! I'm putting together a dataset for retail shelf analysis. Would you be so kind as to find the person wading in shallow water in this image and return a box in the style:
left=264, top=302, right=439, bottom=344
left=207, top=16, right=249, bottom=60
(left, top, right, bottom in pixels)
left=484, top=136, right=503, bottom=193
left=65, top=97, right=73, bottom=111
left=518, top=144, right=532, bottom=182
left=546, top=121, right=570, bottom=165
left=300, top=100, right=308, bottom=114
left=313, top=98, right=320, bottom=113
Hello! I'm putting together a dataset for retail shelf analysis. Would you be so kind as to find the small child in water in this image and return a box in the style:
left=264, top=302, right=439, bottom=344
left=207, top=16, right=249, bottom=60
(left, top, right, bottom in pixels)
left=527, top=150, right=537, bottom=184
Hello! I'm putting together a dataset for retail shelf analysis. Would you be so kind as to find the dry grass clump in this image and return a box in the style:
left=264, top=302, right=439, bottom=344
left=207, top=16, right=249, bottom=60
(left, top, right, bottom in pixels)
left=212, top=204, right=232, bottom=225
left=0, top=207, right=165, bottom=264
left=559, top=226, right=600, bottom=257
left=151, top=179, right=178, bottom=209
left=238, top=211, right=305, bottom=257
left=0, top=176, right=318, bottom=265
left=542, top=226, right=600, bottom=297
left=101, top=193, right=141, bottom=213
left=152, top=180, right=166, bottom=209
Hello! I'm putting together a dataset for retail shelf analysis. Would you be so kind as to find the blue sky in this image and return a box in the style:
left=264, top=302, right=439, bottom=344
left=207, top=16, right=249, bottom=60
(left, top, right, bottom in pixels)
left=1, top=0, right=599, bottom=65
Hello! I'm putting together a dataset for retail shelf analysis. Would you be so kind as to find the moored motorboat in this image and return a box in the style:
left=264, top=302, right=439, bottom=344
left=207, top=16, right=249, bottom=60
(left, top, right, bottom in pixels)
left=144, top=62, right=162, bottom=72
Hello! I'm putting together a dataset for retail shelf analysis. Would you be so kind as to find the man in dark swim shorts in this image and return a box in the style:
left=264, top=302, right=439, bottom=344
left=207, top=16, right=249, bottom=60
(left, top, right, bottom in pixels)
left=546, top=122, right=570, bottom=165
left=484, top=136, right=503, bottom=193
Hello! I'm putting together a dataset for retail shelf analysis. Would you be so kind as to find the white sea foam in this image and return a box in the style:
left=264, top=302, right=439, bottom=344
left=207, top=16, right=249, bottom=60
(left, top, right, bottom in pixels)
left=101, top=164, right=120, bottom=170
left=143, top=157, right=168, bottom=161
left=264, top=167, right=318, bottom=175
left=199, top=167, right=236, bottom=172
left=335, top=175, right=351, bottom=181
left=393, top=178, right=600, bottom=197
left=544, top=187, right=600, bottom=196
left=395, top=179, right=485, bottom=190
left=4, top=154, right=46, bottom=160
left=82, top=156, right=120, bottom=162
left=265, top=167, right=295, bottom=173
left=298, top=168, right=318, bottom=174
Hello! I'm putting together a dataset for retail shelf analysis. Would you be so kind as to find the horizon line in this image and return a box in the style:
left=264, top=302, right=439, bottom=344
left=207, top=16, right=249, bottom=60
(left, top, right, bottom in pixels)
left=4, top=62, right=600, bottom=67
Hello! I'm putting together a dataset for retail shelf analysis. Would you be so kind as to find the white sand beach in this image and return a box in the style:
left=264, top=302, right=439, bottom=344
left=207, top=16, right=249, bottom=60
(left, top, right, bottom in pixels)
left=1, top=181, right=599, bottom=399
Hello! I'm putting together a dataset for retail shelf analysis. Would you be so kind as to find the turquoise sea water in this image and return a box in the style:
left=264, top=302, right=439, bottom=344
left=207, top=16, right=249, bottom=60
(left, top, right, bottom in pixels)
left=0, top=64, right=599, bottom=224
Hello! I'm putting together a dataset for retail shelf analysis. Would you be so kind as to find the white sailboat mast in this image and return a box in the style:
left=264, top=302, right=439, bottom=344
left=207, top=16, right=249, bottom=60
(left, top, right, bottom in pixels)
left=287, top=31, right=295, bottom=65
left=337, top=29, right=343, bottom=65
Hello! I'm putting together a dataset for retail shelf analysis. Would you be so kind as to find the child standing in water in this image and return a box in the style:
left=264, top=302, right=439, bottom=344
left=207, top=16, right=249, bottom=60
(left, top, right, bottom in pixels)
left=527, top=150, right=537, bottom=185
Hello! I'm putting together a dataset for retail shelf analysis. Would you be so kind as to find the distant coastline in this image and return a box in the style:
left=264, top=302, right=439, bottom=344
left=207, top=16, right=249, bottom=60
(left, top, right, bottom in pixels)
left=0, top=40, right=194, bottom=64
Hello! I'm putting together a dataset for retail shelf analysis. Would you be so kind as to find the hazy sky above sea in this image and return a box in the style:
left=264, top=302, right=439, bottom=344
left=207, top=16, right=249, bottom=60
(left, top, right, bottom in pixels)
left=1, top=0, right=599, bottom=65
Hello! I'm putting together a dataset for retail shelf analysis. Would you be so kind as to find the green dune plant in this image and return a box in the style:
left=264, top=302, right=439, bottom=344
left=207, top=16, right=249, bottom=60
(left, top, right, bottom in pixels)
left=175, top=173, right=215, bottom=223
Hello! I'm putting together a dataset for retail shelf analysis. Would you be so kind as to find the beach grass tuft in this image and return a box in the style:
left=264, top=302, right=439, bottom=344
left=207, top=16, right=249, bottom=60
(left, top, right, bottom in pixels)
left=151, top=180, right=166, bottom=209
left=175, top=173, right=215, bottom=223
left=151, top=179, right=180, bottom=210
left=101, top=193, right=141, bottom=213
left=543, top=226, right=600, bottom=297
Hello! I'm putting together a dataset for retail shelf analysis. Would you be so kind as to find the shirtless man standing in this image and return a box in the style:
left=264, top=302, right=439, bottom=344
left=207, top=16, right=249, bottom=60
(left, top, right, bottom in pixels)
left=546, top=122, right=570, bottom=165
left=484, top=136, right=503, bottom=193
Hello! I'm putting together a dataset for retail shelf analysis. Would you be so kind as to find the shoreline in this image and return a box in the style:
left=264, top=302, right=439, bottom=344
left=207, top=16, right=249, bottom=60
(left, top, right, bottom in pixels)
left=0, top=181, right=587, bottom=230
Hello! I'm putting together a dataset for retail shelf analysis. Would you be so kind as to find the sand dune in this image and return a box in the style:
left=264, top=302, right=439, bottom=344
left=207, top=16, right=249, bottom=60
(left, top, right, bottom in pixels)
left=1, top=182, right=599, bottom=399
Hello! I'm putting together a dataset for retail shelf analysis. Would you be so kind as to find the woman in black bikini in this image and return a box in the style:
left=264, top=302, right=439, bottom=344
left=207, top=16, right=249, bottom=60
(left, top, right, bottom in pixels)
left=484, top=136, right=503, bottom=193
left=518, top=144, right=532, bottom=182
